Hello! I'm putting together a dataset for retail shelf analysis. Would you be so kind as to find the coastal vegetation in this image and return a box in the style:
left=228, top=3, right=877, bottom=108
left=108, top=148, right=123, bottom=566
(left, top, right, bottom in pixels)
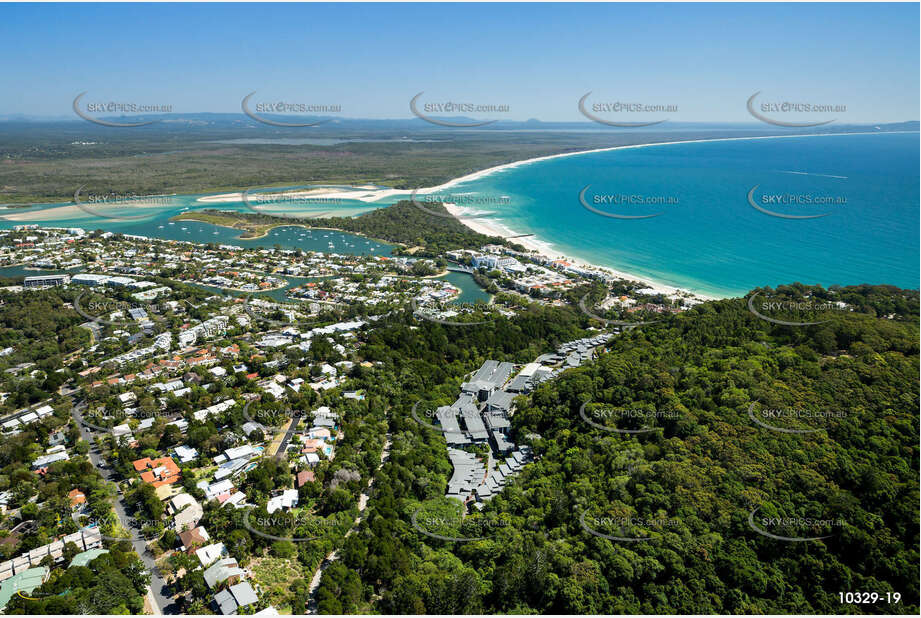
left=2, top=547, right=149, bottom=614
left=0, top=121, right=849, bottom=204
left=0, top=125, right=673, bottom=205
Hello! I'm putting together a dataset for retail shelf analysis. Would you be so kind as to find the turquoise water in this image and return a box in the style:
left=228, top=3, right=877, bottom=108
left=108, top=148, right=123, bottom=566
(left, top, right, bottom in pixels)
left=436, top=132, right=919, bottom=297
left=2, top=133, right=916, bottom=297
left=0, top=192, right=392, bottom=257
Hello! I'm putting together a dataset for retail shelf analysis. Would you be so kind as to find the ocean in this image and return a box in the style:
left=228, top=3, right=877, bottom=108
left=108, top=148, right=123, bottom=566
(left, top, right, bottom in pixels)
left=438, top=132, right=919, bottom=297
left=2, top=132, right=917, bottom=298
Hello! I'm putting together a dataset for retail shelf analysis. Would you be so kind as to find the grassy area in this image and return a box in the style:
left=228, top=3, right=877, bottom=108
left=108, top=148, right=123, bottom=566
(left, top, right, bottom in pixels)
left=249, top=555, right=303, bottom=612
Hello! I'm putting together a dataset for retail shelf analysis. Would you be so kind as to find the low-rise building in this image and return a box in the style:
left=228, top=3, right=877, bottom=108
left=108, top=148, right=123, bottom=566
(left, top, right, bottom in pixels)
left=213, top=581, right=258, bottom=615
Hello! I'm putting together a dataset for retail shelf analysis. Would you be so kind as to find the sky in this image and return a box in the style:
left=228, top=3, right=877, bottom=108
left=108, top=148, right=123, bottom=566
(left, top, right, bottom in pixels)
left=0, top=2, right=918, bottom=123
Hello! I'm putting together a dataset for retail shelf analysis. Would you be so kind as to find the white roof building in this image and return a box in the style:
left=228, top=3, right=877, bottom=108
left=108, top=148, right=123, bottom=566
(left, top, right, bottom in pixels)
left=195, top=542, right=226, bottom=567
left=266, top=489, right=299, bottom=514
left=174, top=445, right=199, bottom=463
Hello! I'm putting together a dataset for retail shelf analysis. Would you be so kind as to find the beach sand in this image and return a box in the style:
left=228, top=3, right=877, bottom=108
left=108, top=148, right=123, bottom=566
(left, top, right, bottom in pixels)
left=5, top=130, right=905, bottom=300
left=442, top=203, right=719, bottom=300
left=197, top=187, right=406, bottom=204
left=420, top=131, right=910, bottom=301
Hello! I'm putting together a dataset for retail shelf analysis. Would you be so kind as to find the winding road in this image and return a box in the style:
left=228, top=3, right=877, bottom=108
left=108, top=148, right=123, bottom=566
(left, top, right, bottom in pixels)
left=305, top=434, right=391, bottom=614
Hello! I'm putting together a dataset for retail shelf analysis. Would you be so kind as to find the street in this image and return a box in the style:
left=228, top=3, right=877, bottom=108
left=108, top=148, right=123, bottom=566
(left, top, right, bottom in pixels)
left=71, top=400, right=176, bottom=615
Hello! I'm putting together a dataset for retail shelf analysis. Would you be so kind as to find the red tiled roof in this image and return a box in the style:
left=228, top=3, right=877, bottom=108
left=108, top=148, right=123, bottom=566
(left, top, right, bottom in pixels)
left=69, top=489, right=86, bottom=506
left=133, top=457, right=181, bottom=487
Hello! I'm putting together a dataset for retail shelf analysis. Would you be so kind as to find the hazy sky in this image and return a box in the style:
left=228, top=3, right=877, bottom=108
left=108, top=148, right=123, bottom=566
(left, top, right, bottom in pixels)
left=1, top=2, right=918, bottom=122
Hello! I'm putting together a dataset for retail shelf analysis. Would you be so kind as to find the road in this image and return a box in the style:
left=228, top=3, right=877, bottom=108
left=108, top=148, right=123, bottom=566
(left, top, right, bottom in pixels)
left=71, top=401, right=176, bottom=615
left=305, top=434, right=391, bottom=614
left=272, top=412, right=303, bottom=459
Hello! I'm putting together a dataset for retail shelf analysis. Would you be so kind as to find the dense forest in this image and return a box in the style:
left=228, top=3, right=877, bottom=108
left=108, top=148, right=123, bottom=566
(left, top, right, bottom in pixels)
left=315, top=283, right=919, bottom=614
left=0, top=290, right=91, bottom=411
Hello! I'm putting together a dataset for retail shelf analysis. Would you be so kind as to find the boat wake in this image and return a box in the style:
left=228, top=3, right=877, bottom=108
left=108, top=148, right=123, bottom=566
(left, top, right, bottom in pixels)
left=780, top=170, right=848, bottom=180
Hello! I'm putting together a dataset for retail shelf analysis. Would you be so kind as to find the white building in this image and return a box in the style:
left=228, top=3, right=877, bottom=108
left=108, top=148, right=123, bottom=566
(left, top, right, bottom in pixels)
left=266, top=489, right=299, bottom=514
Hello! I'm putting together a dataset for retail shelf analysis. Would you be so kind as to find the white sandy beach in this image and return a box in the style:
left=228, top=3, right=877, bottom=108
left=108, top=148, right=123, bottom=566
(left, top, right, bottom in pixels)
left=419, top=130, right=911, bottom=194
left=6, top=130, right=909, bottom=300
left=0, top=202, right=168, bottom=222
left=442, top=203, right=719, bottom=300
left=197, top=187, right=406, bottom=204
left=421, top=130, right=914, bottom=301
left=193, top=131, right=903, bottom=213
left=186, top=131, right=906, bottom=302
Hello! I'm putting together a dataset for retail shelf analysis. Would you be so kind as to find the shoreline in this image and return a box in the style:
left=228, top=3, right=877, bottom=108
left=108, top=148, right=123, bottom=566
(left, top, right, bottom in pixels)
left=443, top=203, right=723, bottom=300
left=3, top=130, right=913, bottom=300
left=196, top=187, right=406, bottom=205
left=424, top=130, right=916, bottom=301
left=415, top=131, right=916, bottom=194
left=185, top=130, right=910, bottom=302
